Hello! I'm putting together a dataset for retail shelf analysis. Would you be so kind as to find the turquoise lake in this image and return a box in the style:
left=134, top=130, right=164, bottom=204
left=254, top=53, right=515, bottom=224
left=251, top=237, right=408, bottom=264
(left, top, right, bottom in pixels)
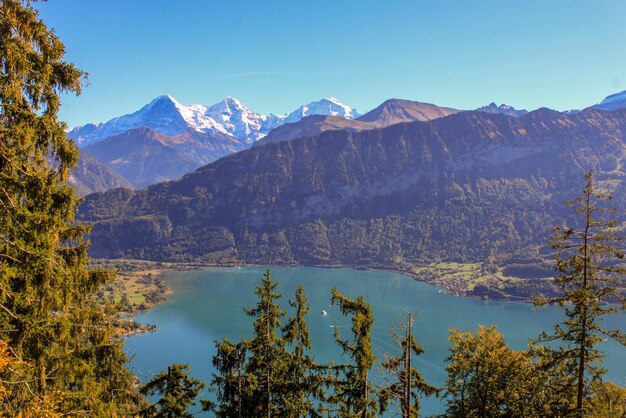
left=125, top=266, right=626, bottom=416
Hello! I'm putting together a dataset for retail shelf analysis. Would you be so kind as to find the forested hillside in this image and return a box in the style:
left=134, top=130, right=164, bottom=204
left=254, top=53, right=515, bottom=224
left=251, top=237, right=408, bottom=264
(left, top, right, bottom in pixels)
left=79, top=107, right=626, bottom=298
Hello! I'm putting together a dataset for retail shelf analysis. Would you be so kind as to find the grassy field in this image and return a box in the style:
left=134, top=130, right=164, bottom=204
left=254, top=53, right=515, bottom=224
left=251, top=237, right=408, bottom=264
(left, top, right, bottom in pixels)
left=407, top=261, right=555, bottom=300
left=89, top=259, right=174, bottom=312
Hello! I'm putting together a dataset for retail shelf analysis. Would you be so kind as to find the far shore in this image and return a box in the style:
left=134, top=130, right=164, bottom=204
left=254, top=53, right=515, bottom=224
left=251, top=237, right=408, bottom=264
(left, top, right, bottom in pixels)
left=95, top=258, right=559, bottom=311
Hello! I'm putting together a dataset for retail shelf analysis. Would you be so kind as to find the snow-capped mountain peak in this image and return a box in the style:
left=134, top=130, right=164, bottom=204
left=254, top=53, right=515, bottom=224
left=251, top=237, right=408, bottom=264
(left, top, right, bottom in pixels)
left=203, top=97, right=281, bottom=142
left=282, top=98, right=360, bottom=124
left=68, top=95, right=361, bottom=146
left=593, top=90, right=626, bottom=111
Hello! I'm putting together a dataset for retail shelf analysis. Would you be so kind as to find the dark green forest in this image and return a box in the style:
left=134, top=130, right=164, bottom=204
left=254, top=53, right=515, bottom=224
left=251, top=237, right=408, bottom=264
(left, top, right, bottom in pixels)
left=0, top=1, right=624, bottom=416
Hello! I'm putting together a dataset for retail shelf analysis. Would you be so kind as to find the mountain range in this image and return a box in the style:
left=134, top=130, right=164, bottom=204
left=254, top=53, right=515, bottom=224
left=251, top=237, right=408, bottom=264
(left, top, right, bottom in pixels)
left=77, top=104, right=626, bottom=300
left=68, top=95, right=360, bottom=146
left=68, top=96, right=362, bottom=190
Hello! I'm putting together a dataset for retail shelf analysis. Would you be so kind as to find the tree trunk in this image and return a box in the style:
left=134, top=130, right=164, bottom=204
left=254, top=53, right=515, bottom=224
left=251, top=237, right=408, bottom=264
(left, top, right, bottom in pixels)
left=577, top=192, right=591, bottom=417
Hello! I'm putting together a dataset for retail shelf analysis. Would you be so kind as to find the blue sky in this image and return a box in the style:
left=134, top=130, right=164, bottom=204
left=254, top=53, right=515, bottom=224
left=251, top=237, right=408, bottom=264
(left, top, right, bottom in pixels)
left=37, top=0, right=626, bottom=128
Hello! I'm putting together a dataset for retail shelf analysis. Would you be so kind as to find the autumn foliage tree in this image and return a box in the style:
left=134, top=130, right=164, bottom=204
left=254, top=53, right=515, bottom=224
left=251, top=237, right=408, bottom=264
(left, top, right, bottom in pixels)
left=443, top=325, right=558, bottom=417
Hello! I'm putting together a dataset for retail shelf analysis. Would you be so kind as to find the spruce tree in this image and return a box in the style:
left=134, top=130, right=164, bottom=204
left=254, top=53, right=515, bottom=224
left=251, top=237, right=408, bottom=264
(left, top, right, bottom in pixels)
left=534, top=170, right=626, bottom=417
left=243, top=269, right=288, bottom=417
left=140, top=363, right=205, bottom=418
left=282, top=285, right=323, bottom=416
left=0, top=0, right=138, bottom=414
left=205, top=338, right=250, bottom=417
left=330, top=287, right=377, bottom=417
left=378, top=313, right=439, bottom=418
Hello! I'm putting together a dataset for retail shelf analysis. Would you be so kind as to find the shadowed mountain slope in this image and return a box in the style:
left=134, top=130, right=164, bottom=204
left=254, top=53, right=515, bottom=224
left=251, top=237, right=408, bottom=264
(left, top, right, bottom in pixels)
left=83, top=126, right=248, bottom=188
left=66, top=150, right=132, bottom=196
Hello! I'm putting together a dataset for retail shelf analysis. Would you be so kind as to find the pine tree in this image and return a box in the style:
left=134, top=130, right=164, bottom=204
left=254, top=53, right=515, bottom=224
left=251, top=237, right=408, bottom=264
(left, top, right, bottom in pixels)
left=205, top=338, right=250, bottom=418
left=282, top=285, right=323, bottom=416
left=534, top=170, right=626, bottom=417
left=243, top=269, right=288, bottom=417
left=140, top=363, right=205, bottom=418
left=330, top=287, right=377, bottom=417
left=378, top=313, right=439, bottom=418
left=0, top=0, right=139, bottom=414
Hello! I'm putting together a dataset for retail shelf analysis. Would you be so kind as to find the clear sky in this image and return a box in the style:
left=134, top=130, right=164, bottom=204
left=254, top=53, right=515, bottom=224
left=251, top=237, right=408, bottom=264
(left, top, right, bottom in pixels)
left=37, top=0, right=626, bottom=128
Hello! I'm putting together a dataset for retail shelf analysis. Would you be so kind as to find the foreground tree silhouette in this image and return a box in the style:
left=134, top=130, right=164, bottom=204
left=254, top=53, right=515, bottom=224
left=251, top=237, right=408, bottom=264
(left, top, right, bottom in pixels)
left=534, top=170, right=626, bottom=417
left=330, top=287, right=378, bottom=417
left=0, top=0, right=138, bottom=414
left=378, top=312, right=439, bottom=417
left=140, top=363, right=204, bottom=418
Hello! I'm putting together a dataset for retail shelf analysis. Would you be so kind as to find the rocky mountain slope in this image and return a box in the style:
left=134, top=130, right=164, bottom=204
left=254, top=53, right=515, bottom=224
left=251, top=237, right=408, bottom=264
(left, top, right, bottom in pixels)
left=78, top=108, right=626, bottom=298
left=476, top=102, right=528, bottom=117
left=82, top=126, right=247, bottom=189
left=66, top=150, right=132, bottom=196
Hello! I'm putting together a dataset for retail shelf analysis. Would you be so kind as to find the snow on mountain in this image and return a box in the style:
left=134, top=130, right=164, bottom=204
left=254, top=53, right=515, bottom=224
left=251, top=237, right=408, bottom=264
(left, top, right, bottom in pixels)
left=476, top=102, right=528, bottom=117
left=282, top=97, right=360, bottom=125
left=592, top=90, right=626, bottom=111
left=68, top=96, right=358, bottom=147
left=68, top=95, right=221, bottom=146
left=202, top=97, right=283, bottom=142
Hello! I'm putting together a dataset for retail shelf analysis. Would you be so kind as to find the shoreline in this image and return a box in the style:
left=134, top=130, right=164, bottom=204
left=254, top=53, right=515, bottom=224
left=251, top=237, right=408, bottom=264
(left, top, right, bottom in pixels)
left=100, top=258, right=556, bottom=308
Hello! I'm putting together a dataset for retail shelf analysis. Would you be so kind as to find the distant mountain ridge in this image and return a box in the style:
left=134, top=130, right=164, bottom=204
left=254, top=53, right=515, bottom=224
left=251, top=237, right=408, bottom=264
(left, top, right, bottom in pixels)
left=68, top=89, right=626, bottom=147
left=592, top=90, right=626, bottom=111
left=257, top=99, right=459, bottom=145
left=476, top=102, right=528, bottom=117
left=67, top=90, right=626, bottom=193
left=55, top=150, right=132, bottom=196
left=358, top=98, right=459, bottom=125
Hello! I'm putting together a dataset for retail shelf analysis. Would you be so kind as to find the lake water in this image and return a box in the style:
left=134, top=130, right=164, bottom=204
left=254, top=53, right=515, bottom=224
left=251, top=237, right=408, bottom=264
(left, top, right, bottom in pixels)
left=125, top=266, right=626, bottom=416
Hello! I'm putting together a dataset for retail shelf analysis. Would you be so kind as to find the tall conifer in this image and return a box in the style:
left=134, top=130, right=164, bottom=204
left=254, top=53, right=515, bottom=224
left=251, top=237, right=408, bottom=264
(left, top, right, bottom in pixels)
left=534, top=170, right=626, bottom=417
left=243, top=269, right=288, bottom=417
left=140, top=363, right=204, bottom=418
left=282, top=285, right=324, bottom=416
left=206, top=338, right=250, bottom=417
left=0, top=0, right=138, bottom=414
left=330, top=287, right=377, bottom=417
